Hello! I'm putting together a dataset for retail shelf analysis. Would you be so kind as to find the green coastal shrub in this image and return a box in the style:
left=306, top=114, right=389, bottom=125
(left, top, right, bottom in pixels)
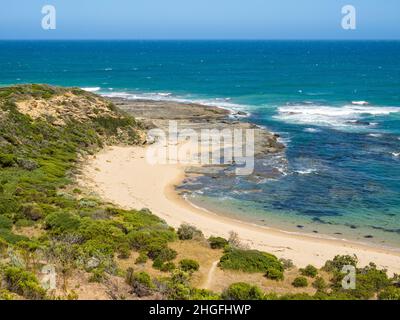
left=21, top=203, right=44, bottom=221
left=15, top=219, right=35, bottom=228
left=0, top=215, right=13, bottom=230
left=44, top=211, right=80, bottom=231
left=0, top=154, right=16, bottom=168
left=328, top=263, right=391, bottom=300
left=312, top=276, right=327, bottom=291
left=3, top=267, right=47, bottom=300
left=378, top=286, right=400, bottom=300
left=0, top=289, right=14, bottom=300
left=219, top=248, right=284, bottom=280
left=322, top=255, right=358, bottom=273
left=208, top=236, right=229, bottom=249
left=135, top=251, right=148, bottom=264
left=89, top=268, right=106, bottom=283
left=179, top=259, right=200, bottom=273
left=0, top=198, right=19, bottom=215
left=292, top=276, right=308, bottom=288
left=279, top=258, right=294, bottom=270
left=147, top=244, right=177, bottom=263
left=152, top=258, right=163, bottom=270
left=189, top=288, right=220, bottom=300
left=160, top=261, right=176, bottom=272
left=0, top=229, right=29, bottom=244
left=300, top=264, right=318, bottom=278
left=126, top=269, right=154, bottom=297
left=221, top=282, right=264, bottom=300
left=265, top=266, right=284, bottom=281
left=117, top=243, right=131, bottom=259
left=162, top=270, right=191, bottom=299
left=177, top=224, right=203, bottom=240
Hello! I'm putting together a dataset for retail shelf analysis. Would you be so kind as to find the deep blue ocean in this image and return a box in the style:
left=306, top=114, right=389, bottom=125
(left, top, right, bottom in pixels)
left=1, top=41, right=399, bottom=247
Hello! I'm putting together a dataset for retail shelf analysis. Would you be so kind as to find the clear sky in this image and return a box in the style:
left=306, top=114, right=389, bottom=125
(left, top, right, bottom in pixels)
left=1, top=0, right=399, bottom=40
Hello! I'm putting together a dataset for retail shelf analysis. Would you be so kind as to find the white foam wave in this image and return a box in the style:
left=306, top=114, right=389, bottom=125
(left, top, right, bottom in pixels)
left=352, top=101, right=369, bottom=106
left=392, top=152, right=400, bottom=157
left=81, top=87, right=101, bottom=92
left=275, top=104, right=400, bottom=129
left=368, top=133, right=383, bottom=138
left=304, top=128, right=320, bottom=133
left=295, top=168, right=318, bottom=175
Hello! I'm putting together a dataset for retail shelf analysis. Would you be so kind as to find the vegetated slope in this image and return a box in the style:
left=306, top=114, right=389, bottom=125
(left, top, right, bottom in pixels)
left=0, top=84, right=175, bottom=299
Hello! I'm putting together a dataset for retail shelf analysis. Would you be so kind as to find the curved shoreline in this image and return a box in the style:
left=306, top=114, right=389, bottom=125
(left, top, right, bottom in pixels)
left=79, top=145, right=400, bottom=275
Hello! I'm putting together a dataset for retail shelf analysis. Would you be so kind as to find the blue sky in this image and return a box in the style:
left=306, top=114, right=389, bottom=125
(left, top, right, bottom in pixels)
left=1, top=0, right=399, bottom=39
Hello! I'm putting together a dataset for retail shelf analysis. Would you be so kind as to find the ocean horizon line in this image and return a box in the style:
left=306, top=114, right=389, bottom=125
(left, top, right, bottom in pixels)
left=1, top=38, right=400, bottom=42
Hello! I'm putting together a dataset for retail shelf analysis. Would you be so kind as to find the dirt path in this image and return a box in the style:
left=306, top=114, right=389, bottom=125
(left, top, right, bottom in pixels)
left=202, top=260, right=219, bottom=290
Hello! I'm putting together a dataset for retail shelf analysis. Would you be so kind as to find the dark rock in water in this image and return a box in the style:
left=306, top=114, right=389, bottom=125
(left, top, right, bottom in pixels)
left=312, top=217, right=334, bottom=224
left=312, top=230, right=319, bottom=233
left=297, top=225, right=304, bottom=229
left=350, top=225, right=357, bottom=229
left=370, top=225, right=400, bottom=234
left=346, top=120, right=370, bottom=126
left=236, top=111, right=247, bottom=116
left=364, top=235, right=374, bottom=239
left=305, top=209, right=340, bottom=217
left=334, top=232, right=342, bottom=235
left=312, top=217, right=324, bottom=223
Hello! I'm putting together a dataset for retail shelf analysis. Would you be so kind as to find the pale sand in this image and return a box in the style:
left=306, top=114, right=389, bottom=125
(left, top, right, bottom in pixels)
left=79, top=145, right=400, bottom=275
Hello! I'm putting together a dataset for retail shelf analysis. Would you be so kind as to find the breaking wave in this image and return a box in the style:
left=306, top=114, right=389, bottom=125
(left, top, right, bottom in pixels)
left=275, top=103, right=400, bottom=129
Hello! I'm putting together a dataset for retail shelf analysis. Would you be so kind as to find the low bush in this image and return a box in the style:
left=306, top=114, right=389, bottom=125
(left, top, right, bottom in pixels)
left=208, top=236, right=229, bottom=249
left=135, top=251, right=148, bottom=265
left=0, top=289, right=14, bottom=300
left=3, top=267, right=47, bottom=299
left=147, top=245, right=177, bottom=263
left=292, top=276, right=308, bottom=288
left=300, top=265, right=318, bottom=278
left=89, top=268, right=106, bottom=283
left=177, top=224, right=203, bottom=240
left=329, top=263, right=391, bottom=300
left=265, top=266, right=284, bottom=281
left=21, top=203, right=43, bottom=221
left=126, top=269, right=154, bottom=297
left=162, top=269, right=192, bottom=299
left=279, top=258, right=294, bottom=270
left=0, top=215, right=13, bottom=230
left=219, top=248, right=284, bottom=280
left=44, top=211, right=81, bottom=234
left=0, top=153, right=16, bottom=168
left=189, top=288, right=220, bottom=300
left=160, top=262, right=176, bottom=272
left=312, top=276, right=327, bottom=291
left=179, top=259, right=200, bottom=273
left=378, top=286, right=400, bottom=300
left=221, top=282, right=264, bottom=300
left=322, top=255, right=358, bottom=273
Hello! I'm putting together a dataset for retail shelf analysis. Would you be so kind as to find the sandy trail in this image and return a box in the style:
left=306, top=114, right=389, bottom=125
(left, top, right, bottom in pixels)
left=79, top=145, right=400, bottom=275
left=202, top=261, right=220, bottom=290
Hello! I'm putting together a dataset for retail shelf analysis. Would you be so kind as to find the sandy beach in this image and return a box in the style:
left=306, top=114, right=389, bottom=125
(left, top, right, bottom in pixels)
left=79, top=144, right=400, bottom=275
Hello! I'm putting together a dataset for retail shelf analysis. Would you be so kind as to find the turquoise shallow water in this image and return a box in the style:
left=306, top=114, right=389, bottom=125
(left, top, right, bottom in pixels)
left=1, top=40, right=399, bottom=247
